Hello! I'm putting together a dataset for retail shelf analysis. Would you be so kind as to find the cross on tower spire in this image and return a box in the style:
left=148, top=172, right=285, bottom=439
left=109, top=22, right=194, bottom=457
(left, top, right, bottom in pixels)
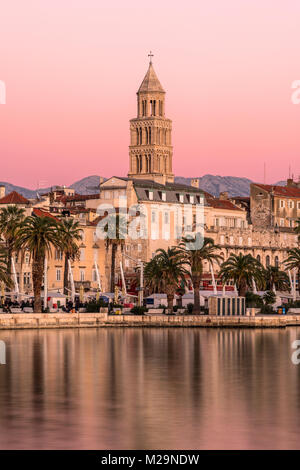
left=148, top=51, right=154, bottom=64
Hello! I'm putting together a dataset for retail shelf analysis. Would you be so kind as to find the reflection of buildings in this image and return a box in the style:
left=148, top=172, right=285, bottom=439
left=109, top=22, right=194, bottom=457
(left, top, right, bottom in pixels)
left=1, top=328, right=300, bottom=449
left=0, top=58, right=299, bottom=293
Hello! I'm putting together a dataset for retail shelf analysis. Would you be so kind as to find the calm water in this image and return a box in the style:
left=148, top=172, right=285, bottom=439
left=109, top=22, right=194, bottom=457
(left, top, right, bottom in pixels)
left=1, top=327, right=300, bottom=449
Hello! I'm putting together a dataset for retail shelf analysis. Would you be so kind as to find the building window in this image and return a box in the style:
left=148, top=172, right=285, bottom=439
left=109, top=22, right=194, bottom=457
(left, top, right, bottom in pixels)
left=137, top=243, right=142, bottom=252
left=55, top=250, right=63, bottom=260
left=280, top=219, right=284, bottom=226
left=289, top=200, right=294, bottom=209
left=266, top=255, right=270, bottom=267
left=80, top=270, right=85, bottom=282
left=257, top=255, right=261, bottom=263
left=80, top=248, right=85, bottom=261
left=161, top=192, right=166, bottom=201
left=25, top=252, right=30, bottom=264
left=23, top=272, right=30, bottom=286
left=148, top=190, right=153, bottom=200
left=275, top=256, right=279, bottom=267
left=189, top=195, right=194, bottom=204
left=151, top=211, right=156, bottom=223
left=279, top=200, right=285, bottom=208
left=56, top=269, right=61, bottom=282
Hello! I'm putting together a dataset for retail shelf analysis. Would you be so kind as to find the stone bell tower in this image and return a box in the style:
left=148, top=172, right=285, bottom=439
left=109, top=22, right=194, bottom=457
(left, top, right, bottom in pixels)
left=128, top=53, right=174, bottom=184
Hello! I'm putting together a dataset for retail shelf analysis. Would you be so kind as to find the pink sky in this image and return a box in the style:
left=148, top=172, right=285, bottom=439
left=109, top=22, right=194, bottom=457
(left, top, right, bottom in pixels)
left=0, top=0, right=299, bottom=188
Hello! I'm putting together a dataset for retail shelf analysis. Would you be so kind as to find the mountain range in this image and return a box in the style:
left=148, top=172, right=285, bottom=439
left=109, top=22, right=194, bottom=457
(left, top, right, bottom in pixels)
left=0, top=174, right=286, bottom=199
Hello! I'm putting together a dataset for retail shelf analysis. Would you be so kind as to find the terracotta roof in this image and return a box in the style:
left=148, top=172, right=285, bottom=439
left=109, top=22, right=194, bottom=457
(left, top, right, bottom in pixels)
left=253, top=183, right=300, bottom=198
left=207, top=198, right=244, bottom=211
left=0, top=191, right=30, bottom=205
left=32, top=208, right=59, bottom=221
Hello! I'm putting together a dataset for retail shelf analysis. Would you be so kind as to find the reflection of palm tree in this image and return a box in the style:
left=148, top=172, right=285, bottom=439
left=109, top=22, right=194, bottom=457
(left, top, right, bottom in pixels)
left=145, top=247, right=189, bottom=313
left=219, top=253, right=265, bottom=297
left=16, top=216, right=61, bottom=312
left=179, top=236, right=222, bottom=313
left=58, top=218, right=82, bottom=295
left=264, top=265, right=289, bottom=291
left=0, top=206, right=25, bottom=282
left=284, top=248, right=300, bottom=294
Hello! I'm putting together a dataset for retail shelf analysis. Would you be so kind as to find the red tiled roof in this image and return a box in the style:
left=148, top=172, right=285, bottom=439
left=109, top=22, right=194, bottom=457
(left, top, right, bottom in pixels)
left=32, top=208, right=59, bottom=221
left=207, top=199, right=243, bottom=211
left=253, top=183, right=300, bottom=198
left=0, top=191, right=30, bottom=205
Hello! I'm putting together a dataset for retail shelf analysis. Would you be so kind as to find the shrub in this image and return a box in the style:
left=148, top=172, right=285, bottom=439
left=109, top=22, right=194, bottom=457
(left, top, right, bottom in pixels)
left=130, top=306, right=147, bottom=315
left=260, top=304, right=275, bottom=315
left=187, top=303, right=194, bottom=314
left=245, top=292, right=263, bottom=308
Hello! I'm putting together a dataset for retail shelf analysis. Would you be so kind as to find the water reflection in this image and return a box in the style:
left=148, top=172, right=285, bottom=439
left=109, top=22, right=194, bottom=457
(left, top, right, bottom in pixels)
left=0, top=327, right=300, bottom=449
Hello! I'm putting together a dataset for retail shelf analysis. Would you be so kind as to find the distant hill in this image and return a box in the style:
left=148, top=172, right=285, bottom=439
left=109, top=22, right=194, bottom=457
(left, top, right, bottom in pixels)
left=174, top=175, right=253, bottom=197
left=0, top=175, right=289, bottom=199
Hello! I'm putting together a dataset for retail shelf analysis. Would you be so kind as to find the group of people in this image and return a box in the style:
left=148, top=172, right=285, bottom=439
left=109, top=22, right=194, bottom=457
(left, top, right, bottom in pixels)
left=0, top=298, right=34, bottom=313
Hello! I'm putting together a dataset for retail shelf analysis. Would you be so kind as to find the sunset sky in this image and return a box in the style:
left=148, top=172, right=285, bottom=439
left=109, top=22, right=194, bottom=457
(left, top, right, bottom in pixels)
left=0, top=0, right=299, bottom=188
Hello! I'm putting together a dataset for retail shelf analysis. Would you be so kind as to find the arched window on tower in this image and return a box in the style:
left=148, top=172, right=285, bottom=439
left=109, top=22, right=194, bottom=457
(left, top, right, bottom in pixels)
left=136, top=129, right=139, bottom=145
left=157, top=128, right=160, bottom=144
left=145, top=128, right=148, bottom=145
left=149, top=127, right=151, bottom=144
left=139, top=127, right=142, bottom=145
left=142, top=101, right=147, bottom=116
left=159, top=101, right=162, bottom=116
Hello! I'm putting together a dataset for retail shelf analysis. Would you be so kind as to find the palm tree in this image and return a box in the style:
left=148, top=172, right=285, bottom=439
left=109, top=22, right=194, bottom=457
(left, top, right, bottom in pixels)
left=284, top=248, right=300, bottom=295
left=179, top=235, right=223, bottom=313
left=0, top=248, right=12, bottom=288
left=0, top=206, right=25, bottom=281
left=219, top=253, right=265, bottom=297
left=103, top=213, right=126, bottom=293
left=145, top=247, right=189, bottom=313
left=58, top=218, right=82, bottom=295
left=263, top=290, right=277, bottom=306
left=15, top=216, right=61, bottom=312
left=264, top=265, right=290, bottom=291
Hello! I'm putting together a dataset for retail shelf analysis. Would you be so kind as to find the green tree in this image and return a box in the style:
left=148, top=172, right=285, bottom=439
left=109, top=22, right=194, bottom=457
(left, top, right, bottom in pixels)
left=58, top=218, right=82, bottom=295
left=145, top=247, right=189, bottom=313
left=0, top=205, right=25, bottom=281
left=264, top=265, right=290, bottom=291
left=263, top=290, right=277, bottom=306
left=179, top=235, right=223, bottom=314
left=219, top=253, right=265, bottom=297
left=0, top=248, right=13, bottom=288
left=284, top=248, right=300, bottom=295
left=16, top=216, right=61, bottom=312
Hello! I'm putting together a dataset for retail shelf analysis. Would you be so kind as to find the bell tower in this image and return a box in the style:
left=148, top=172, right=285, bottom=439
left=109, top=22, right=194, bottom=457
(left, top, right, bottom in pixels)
left=128, top=53, right=174, bottom=184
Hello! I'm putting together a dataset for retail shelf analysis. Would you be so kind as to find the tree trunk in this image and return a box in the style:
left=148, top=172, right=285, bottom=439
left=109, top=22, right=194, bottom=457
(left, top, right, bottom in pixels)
left=110, top=243, right=117, bottom=293
left=32, top=256, right=43, bottom=313
left=193, top=281, right=201, bottom=314
left=63, top=253, right=69, bottom=296
left=239, top=279, right=247, bottom=297
left=167, top=294, right=174, bottom=314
